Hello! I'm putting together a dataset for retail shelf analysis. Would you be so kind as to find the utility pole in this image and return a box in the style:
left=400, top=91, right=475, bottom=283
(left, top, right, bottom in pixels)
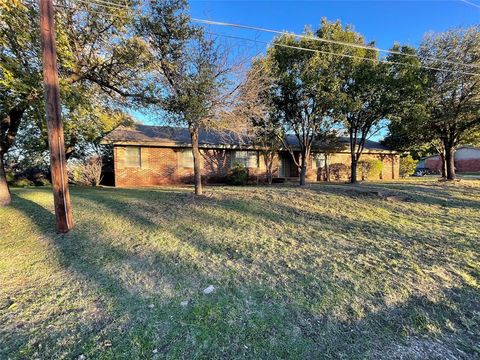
left=39, top=0, right=73, bottom=233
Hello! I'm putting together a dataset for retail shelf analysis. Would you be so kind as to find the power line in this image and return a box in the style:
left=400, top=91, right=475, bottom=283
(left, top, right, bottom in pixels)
left=206, top=31, right=480, bottom=77
left=54, top=0, right=480, bottom=75
left=460, top=0, right=480, bottom=9
left=192, top=18, right=480, bottom=70
left=79, top=0, right=131, bottom=9
left=77, top=0, right=480, bottom=70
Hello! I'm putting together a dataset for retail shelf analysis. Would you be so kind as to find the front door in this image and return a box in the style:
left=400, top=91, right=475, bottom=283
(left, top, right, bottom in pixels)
left=279, top=152, right=299, bottom=178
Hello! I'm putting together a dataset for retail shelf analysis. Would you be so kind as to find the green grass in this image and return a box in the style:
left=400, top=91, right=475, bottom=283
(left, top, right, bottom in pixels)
left=1, top=180, right=479, bottom=359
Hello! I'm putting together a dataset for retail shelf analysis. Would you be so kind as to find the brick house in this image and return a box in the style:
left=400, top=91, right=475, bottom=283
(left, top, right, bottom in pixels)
left=419, top=146, right=480, bottom=173
left=101, top=125, right=400, bottom=187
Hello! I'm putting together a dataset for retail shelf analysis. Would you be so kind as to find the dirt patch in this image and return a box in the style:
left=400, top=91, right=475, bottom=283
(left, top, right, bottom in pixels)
left=372, top=338, right=468, bottom=360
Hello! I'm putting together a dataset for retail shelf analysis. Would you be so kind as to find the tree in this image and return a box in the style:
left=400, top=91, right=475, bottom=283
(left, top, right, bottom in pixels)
left=385, top=28, right=480, bottom=180
left=318, top=20, right=395, bottom=183
left=0, top=0, right=146, bottom=205
left=418, top=27, right=480, bottom=180
left=237, top=58, right=282, bottom=184
left=264, top=26, right=339, bottom=186
left=399, top=154, right=418, bottom=177
left=138, top=0, right=234, bottom=195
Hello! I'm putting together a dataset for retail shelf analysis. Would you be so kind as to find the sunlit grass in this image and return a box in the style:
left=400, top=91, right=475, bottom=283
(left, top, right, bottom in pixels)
left=1, top=180, right=479, bottom=359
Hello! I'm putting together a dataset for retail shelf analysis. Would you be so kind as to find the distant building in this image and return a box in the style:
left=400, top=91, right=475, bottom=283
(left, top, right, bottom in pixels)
left=419, top=146, right=480, bottom=173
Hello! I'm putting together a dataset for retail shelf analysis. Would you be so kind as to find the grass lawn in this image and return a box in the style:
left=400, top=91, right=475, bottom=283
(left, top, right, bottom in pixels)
left=1, top=180, right=479, bottom=359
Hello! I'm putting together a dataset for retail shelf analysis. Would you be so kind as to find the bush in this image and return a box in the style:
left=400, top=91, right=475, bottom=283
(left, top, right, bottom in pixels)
left=34, top=177, right=51, bottom=186
left=227, top=162, right=248, bottom=185
left=400, top=154, right=418, bottom=178
left=9, top=167, right=50, bottom=186
left=12, top=177, right=34, bottom=187
left=329, top=163, right=350, bottom=181
left=5, top=171, right=14, bottom=184
left=359, top=159, right=383, bottom=180
left=68, top=156, right=103, bottom=186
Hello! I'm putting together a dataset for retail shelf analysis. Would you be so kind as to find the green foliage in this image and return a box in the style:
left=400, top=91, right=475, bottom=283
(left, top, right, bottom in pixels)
left=11, top=177, right=33, bottom=187
left=400, top=155, right=418, bottom=178
left=1, top=0, right=146, bottom=163
left=359, top=159, right=383, bottom=180
left=33, top=177, right=50, bottom=187
left=227, top=162, right=248, bottom=185
left=5, top=171, right=14, bottom=184
left=385, top=26, right=480, bottom=179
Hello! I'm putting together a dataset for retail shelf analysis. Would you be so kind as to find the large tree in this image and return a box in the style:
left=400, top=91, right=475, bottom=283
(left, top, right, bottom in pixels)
left=264, top=27, right=339, bottom=186
left=138, top=0, right=234, bottom=195
left=318, top=20, right=396, bottom=183
left=0, top=0, right=146, bottom=205
left=419, top=27, right=480, bottom=180
left=385, top=28, right=480, bottom=180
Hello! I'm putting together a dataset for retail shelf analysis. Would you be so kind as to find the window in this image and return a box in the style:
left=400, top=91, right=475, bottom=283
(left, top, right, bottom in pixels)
left=314, top=154, right=326, bottom=169
left=234, top=151, right=258, bottom=168
left=181, top=149, right=194, bottom=168
left=125, top=147, right=141, bottom=168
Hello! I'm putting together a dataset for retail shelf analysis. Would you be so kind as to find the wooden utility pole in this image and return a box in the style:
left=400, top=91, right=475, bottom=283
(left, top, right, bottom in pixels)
left=39, top=0, right=73, bottom=233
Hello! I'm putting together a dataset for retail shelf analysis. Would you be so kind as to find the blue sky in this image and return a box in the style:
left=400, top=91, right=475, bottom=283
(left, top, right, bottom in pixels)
left=134, top=0, right=480, bottom=134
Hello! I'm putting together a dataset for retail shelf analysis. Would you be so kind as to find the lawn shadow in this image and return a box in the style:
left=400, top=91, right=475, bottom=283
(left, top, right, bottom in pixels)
left=6, top=192, right=216, bottom=358
left=4, top=186, right=480, bottom=359
left=320, top=182, right=480, bottom=210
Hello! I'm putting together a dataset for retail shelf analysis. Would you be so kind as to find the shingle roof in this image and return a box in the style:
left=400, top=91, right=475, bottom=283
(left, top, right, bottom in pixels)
left=103, top=125, right=254, bottom=146
left=102, top=124, right=395, bottom=153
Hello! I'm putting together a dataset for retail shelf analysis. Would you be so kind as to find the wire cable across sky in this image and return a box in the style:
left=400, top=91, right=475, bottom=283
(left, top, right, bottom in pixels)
left=53, top=0, right=480, bottom=76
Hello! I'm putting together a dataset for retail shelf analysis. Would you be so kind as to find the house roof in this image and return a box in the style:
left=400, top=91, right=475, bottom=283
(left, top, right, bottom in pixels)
left=102, top=124, right=396, bottom=153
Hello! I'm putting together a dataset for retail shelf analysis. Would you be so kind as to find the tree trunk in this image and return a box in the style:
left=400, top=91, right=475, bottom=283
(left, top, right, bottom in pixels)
left=325, top=154, right=330, bottom=182
left=263, top=151, right=274, bottom=185
left=267, top=157, right=273, bottom=185
left=439, top=152, right=447, bottom=178
left=0, top=106, right=25, bottom=206
left=299, top=152, right=307, bottom=186
left=0, top=153, right=11, bottom=206
left=190, top=126, right=203, bottom=195
left=445, top=146, right=456, bottom=181
left=350, top=158, right=358, bottom=183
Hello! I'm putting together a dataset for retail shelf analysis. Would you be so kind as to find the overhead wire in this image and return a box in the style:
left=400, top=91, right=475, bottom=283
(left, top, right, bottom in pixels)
left=53, top=0, right=480, bottom=76
left=191, top=18, right=480, bottom=70
left=204, top=31, right=480, bottom=77
left=459, top=0, right=480, bottom=9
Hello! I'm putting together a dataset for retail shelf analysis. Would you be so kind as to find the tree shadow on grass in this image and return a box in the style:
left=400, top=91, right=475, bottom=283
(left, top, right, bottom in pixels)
left=4, top=192, right=218, bottom=359
left=310, top=182, right=480, bottom=210
left=4, top=188, right=480, bottom=359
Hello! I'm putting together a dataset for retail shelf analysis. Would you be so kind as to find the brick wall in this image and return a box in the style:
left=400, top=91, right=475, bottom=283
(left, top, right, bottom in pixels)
left=113, top=145, right=400, bottom=187
left=455, top=159, right=480, bottom=172
left=425, top=158, right=443, bottom=172
left=424, top=155, right=480, bottom=173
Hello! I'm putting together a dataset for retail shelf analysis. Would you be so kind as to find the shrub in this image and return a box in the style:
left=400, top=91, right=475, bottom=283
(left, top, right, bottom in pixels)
left=34, top=177, right=51, bottom=186
left=5, top=171, right=14, bottom=184
left=359, top=159, right=383, bottom=180
left=12, top=177, right=33, bottom=187
left=329, top=163, right=350, bottom=181
left=400, top=155, right=418, bottom=178
left=227, top=162, right=248, bottom=185
left=68, top=156, right=103, bottom=186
